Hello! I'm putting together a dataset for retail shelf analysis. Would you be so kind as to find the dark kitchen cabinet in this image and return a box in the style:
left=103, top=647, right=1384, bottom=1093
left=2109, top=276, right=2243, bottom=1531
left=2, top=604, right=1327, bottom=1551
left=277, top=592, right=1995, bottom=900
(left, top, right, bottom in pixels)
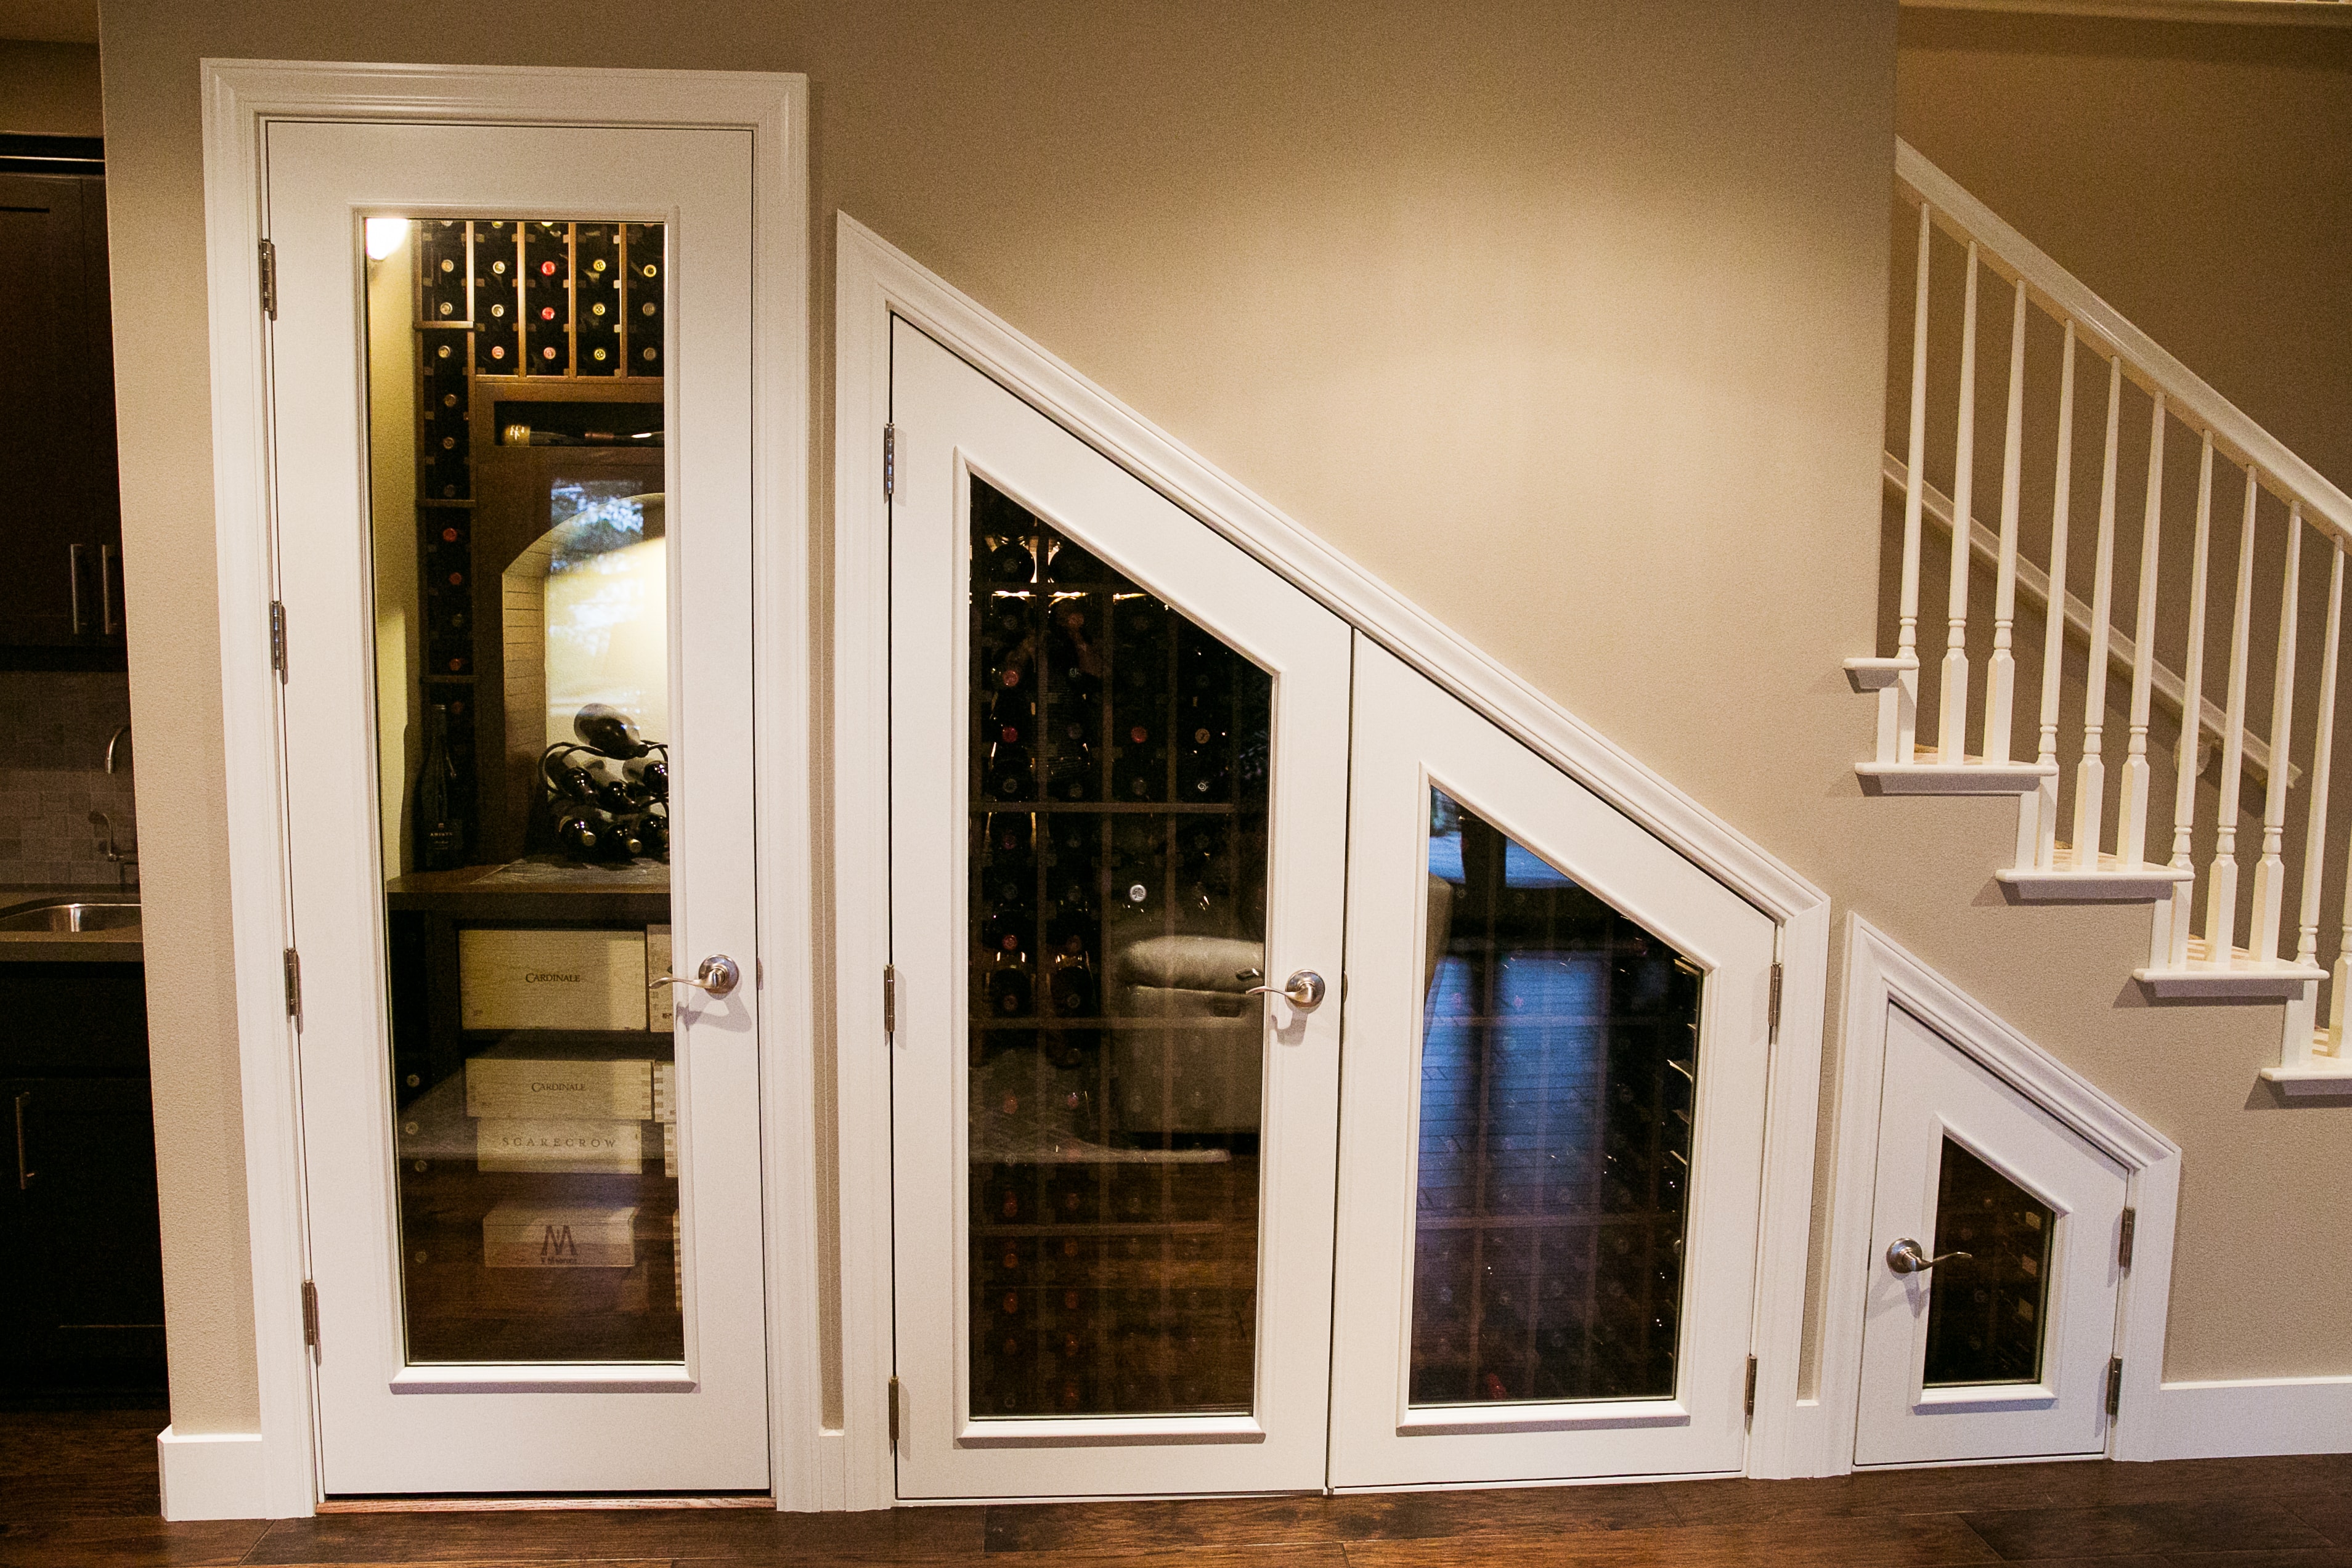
left=0, top=168, right=125, bottom=662
left=0, top=962, right=164, bottom=1394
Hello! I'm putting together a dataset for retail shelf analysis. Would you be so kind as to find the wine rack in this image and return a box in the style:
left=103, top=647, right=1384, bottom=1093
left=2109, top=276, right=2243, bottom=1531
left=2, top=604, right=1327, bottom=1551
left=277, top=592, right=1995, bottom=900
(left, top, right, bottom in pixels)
left=1922, top=1137, right=2056, bottom=1387
left=1407, top=792, right=1701, bottom=1407
left=407, top=219, right=665, bottom=866
left=965, top=478, right=1272, bottom=1418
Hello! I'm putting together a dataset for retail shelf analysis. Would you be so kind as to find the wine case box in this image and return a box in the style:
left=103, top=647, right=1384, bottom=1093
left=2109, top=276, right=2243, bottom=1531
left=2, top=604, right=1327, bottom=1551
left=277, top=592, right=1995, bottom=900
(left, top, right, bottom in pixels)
left=653, top=1060, right=675, bottom=1124
left=465, top=1057, right=653, bottom=1121
left=476, top=1117, right=645, bottom=1173
left=648, top=925, right=673, bottom=1031
left=458, top=927, right=651, bottom=1033
left=482, top=1202, right=638, bottom=1268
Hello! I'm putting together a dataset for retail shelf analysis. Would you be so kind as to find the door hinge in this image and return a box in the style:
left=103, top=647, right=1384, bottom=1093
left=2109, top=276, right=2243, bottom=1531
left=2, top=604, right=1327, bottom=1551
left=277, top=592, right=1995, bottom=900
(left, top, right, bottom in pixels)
left=2118, top=1206, right=2137, bottom=1270
left=882, top=963, right=898, bottom=1041
left=1744, top=1354, right=1759, bottom=1421
left=887, top=1375, right=901, bottom=1444
left=882, top=423, right=897, bottom=502
left=258, top=239, right=278, bottom=321
left=2106, top=1356, right=2123, bottom=1418
left=300, top=1278, right=320, bottom=1354
left=1767, top=962, right=1783, bottom=1043
left=283, top=948, right=303, bottom=1023
left=269, top=600, right=288, bottom=682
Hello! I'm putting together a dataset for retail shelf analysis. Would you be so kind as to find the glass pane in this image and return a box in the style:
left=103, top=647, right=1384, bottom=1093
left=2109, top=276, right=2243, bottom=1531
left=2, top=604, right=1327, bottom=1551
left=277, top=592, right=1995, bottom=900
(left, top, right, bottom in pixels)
left=365, top=217, right=678, bottom=1365
left=1410, top=789, right=1700, bottom=1406
left=966, top=477, right=1272, bottom=1418
left=1923, top=1138, right=2054, bottom=1387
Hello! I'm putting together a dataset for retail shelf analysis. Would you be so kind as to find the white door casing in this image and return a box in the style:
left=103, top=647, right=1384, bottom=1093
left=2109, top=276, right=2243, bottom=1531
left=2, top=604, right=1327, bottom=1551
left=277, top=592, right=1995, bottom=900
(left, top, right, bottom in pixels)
left=1329, top=638, right=1778, bottom=1489
left=1855, top=1004, right=2128, bottom=1467
left=887, top=319, right=1352, bottom=1498
left=267, top=119, right=768, bottom=1495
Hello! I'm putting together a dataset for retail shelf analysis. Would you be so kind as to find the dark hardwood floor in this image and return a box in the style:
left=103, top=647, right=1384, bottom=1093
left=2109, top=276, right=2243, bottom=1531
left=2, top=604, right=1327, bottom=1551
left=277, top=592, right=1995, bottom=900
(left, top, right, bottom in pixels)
left=5, top=1405, right=2350, bottom=1567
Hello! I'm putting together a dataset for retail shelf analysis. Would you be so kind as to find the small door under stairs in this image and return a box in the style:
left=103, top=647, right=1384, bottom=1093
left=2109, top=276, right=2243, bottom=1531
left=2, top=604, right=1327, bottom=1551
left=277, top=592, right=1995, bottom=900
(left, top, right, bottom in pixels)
left=1857, top=1003, right=2128, bottom=1466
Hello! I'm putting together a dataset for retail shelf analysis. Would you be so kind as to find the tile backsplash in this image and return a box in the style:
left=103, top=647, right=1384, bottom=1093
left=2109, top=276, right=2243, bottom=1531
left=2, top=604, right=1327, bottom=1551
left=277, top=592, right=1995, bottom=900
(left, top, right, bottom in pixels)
left=0, top=670, right=137, bottom=888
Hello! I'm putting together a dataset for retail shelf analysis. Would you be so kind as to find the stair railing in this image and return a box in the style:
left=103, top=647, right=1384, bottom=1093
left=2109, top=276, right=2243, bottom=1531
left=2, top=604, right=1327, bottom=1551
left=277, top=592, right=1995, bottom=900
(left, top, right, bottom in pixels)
left=1856, top=140, right=2352, bottom=1080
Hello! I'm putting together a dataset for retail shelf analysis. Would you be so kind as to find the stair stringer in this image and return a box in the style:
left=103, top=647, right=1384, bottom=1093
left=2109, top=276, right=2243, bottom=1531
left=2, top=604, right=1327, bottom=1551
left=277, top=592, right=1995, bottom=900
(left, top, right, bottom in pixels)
left=1820, top=915, right=2181, bottom=1469
left=833, top=212, right=1837, bottom=1486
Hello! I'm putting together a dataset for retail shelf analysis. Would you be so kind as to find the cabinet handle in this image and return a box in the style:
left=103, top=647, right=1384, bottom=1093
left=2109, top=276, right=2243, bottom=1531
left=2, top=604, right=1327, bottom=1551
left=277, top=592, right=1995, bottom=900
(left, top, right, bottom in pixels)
left=13, top=1091, right=31, bottom=1190
left=68, top=544, right=89, bottom=636
left=100, top=544, right=120, bottom=636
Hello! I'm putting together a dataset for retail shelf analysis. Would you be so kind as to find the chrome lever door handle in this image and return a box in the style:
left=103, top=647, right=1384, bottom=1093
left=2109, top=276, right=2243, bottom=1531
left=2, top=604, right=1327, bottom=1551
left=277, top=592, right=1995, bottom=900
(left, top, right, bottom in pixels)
left=1886, top=1238, right=1971, bottom=1275
left=650, top=954, right=741, bottom=999
left=1243, top=970, right=1326, bottom=1008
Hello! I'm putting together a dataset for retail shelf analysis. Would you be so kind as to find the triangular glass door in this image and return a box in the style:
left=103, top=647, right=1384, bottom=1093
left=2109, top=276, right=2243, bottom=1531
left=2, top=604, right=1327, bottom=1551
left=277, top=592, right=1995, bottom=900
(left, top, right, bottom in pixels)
left=1330, top=638, right=1776, bottom=1489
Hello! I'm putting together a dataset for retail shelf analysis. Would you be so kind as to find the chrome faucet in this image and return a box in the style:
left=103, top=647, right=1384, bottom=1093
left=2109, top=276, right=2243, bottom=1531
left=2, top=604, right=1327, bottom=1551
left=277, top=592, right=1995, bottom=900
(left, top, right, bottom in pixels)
left=105, top=723, right=132, bottom=774
left=89, top=811, right=137, bottom=888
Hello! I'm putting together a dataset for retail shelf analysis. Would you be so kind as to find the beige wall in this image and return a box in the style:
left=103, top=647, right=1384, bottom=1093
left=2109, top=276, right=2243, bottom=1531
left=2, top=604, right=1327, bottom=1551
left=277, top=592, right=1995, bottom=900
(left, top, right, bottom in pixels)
left=0, top=39, right=100, bottom=136
left=96, top=0, right=2347, bottom=1444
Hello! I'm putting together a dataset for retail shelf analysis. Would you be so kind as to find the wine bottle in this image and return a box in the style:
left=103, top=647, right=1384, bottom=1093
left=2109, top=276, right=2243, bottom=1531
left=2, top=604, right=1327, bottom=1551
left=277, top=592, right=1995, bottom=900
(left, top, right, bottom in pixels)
left=635, top=806, right=670, bottom=861
left=985, top=937, right=1033, bottom=1017
left=1047, top=940, right=1096, bottom=1017
left=574, top=702, right=648, bottom=758
left=550, top=806, right=599, bottom=858
left=540, top=745, right=598, bottom=802
left=584, top=806, right=645, bottom=861
left=622, top=751, right=669, bottom=802
left=983, top=534, right=1035, bottom=584
left=988, top=741, right=1033, bottom=802
left=413, top=704, right=466, bottom=872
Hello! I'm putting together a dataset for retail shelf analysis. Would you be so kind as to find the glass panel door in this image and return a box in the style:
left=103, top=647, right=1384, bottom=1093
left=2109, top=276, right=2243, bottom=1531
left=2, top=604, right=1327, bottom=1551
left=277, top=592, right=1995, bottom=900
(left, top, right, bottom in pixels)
left=1857, top=1004, right=2127, bottom=1466
left=269, top=118, right=768, bottom=1496
left=1330, top=639, right=1776, bottom=1490
left=375, top=217, right=681, bottom=1367
left=889, top=319, right=1351, bottom=1499
left=966, top=481, right=1272, bottom=1420
left=1411, top=788, right=1702, bottom=1408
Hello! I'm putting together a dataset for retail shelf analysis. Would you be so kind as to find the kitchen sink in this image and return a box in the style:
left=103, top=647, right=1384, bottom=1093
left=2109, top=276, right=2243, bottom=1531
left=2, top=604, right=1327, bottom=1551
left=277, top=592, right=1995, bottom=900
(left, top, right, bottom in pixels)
left=0, top=900, right=142, bottom=933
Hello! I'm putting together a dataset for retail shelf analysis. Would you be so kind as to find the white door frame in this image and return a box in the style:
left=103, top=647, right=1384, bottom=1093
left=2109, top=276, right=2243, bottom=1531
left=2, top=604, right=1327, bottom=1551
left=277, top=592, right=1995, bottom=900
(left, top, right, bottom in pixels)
left=832, top=213, right=1837, bottom=1501
left=198, top=59, right=808, bottom=1521
left=1817, top=915, right=2180, bottom=1470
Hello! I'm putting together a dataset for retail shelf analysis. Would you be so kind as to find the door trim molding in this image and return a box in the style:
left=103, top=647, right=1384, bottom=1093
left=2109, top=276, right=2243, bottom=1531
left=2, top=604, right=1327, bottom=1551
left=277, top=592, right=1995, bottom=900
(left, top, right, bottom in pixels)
left=832, top=213, right=1836, bottom=1492
left=1817, top=915, right=2181, bottom=1473
left=198, top=59, right=809, bottom=1521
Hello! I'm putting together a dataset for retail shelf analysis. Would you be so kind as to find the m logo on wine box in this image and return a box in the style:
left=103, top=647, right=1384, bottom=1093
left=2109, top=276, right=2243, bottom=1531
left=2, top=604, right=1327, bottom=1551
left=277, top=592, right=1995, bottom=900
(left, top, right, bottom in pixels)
left=484, top=1202, right=637, bottom=1268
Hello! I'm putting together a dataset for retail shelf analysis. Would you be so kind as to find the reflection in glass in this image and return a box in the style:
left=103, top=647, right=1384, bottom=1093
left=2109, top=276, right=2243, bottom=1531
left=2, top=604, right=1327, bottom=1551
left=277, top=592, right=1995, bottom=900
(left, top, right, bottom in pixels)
left=966, top=478, right=1272, bottom=1418
left=1923, top=1138, right=2054, bottom=1387
left=365, top=217, right=679, bottom=1364
left=1410, top=789, right=1701, bottom=1406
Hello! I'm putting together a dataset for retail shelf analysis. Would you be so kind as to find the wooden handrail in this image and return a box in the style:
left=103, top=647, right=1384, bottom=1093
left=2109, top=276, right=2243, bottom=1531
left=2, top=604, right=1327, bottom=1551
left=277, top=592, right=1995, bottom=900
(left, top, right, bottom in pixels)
left=1895, top=140, right=2352, bottom=550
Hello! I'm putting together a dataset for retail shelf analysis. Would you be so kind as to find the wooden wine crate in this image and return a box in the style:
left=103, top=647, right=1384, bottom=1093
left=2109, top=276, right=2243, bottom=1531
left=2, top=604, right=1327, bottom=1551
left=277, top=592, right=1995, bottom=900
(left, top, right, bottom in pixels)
left=457, top=927, right=649, bottom=1033
left=465, top=1055, right=653, bottom=1121
left=652, top=1059, right=675, bottom=1124
left=482, top=1202, right=639, bottom=1268
left=647, top=924, right=673, bottom=1031
left=474, top=1116, right=644, bottom=1173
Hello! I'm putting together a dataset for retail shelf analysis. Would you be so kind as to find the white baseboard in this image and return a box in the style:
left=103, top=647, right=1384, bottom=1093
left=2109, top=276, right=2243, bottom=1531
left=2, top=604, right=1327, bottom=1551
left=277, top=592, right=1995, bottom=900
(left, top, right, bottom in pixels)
left=2138, top=1378, right=2352, bottom=1460
left=158, top=1426, right=270, bottom=1520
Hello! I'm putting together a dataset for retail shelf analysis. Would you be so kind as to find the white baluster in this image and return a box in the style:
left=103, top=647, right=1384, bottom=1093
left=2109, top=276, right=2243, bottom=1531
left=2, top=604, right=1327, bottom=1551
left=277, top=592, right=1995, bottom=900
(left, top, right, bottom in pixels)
left=2028, top=323, right=2078, bottom=872
left=2286, top=544, right=2343, bottom=1062
left=1984, top=275, right=2027, bottom=767
left=2208, top=467, right=2262, bottom=967
left=2115, top=393, right=2166, bottom=867
left=1941, top=242, right=1980, bottom=766
left=2250, top=505, right=2303, bottom=964
left=2070, top=357, right=2125, bottom=871
left=1892, top=201, right=1932, bottom=766
left=2159, top=434, right=2216, bottom=969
